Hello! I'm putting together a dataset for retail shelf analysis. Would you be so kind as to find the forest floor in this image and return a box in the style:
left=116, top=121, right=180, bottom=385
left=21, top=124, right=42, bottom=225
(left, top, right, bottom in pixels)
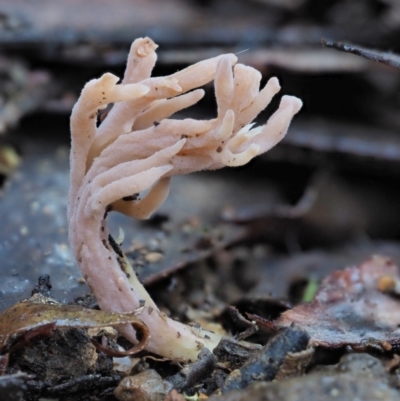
left=2, top=1, right=400, bottom=400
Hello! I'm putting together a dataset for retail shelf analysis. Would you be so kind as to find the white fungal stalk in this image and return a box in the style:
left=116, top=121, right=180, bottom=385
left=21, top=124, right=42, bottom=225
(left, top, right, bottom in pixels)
left=69, top=37, right=302, bottom=361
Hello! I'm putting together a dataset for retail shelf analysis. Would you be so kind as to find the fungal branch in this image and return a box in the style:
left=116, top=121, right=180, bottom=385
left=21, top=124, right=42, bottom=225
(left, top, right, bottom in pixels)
left=69, top=37, right=302, bottom=361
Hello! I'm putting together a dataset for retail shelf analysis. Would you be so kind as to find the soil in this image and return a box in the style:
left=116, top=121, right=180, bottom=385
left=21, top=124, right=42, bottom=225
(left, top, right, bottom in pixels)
left=2, top=0, right=400, bottom=400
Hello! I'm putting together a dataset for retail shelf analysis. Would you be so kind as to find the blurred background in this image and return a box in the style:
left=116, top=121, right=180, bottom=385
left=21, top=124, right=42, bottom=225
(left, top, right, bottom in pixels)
left=2, top=0, right=400, bottom=317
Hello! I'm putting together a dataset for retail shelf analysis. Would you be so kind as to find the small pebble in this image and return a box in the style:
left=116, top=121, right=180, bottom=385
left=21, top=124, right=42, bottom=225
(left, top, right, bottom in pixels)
left=145, top=252, right=163, bottom=263
left=114, top=369, right=167, bottom=401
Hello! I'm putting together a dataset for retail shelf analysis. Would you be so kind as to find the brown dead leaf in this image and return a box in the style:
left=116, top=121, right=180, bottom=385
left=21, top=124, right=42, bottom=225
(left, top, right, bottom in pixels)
left=0, top=294, right=149, bottom=357
left=276, top=255, right=400, bottom=350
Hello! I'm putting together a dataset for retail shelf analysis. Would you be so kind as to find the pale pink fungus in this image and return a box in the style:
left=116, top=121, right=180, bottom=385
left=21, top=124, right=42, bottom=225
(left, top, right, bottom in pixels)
left=69, top=37, right=302, bottom=360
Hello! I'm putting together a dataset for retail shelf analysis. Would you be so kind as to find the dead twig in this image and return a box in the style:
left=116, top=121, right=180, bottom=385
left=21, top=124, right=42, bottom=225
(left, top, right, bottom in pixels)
left=321, top=39, right=400, bottom=70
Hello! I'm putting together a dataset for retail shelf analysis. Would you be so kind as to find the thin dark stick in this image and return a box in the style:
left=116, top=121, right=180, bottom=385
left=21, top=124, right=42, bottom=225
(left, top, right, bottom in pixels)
left=321, top=39, right=400, bottom=70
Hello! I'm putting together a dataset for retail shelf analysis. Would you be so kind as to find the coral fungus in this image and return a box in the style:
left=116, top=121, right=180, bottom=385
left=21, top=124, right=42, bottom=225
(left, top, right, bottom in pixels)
left=69, top=37, right=302, bottom=360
